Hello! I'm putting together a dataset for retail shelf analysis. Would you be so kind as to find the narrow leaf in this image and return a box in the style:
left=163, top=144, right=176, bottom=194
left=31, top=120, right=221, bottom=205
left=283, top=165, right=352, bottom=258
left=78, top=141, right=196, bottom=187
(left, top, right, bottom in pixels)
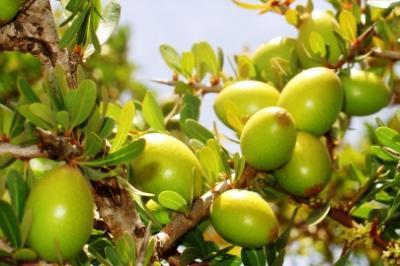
left=111, top=101, right=135, bottom=152
left=158, top=191, right=188, bottom=213
left=142, top=91, right=165, bottom=131
left=0, top=200, right=21, bottom=248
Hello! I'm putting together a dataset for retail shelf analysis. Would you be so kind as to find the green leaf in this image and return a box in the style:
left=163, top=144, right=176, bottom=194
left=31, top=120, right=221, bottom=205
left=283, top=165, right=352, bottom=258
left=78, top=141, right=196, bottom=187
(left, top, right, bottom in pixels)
left=235, top=54, right=257, bottom=80
left=143, top=237, right=155, bottom=266
left=309, top=32, right=326, bottom=57
left=56, top=111, right=70, bottom=130
left=67, top=80, right=98, bottom=128
left=285, top=9, right=299, bottom=26
left=180, top=94, right=201, bottom=126
left=29, top=103, right=56, bottom=127
left=98, top=117, right=115, bottom=139
left=159, top=44, right=181, bottom=73
left=6, top=170, right=27, bottom=222
left=111, top=101, right=135, bottom=153
left=192, top=42, right=219, bottom=75
left=71, top=251, right=90, bottom=266
left=306, top=201, right=331, bottom=226
left=142, top=91, right=165, bottom=131
left=0, top=200, right=21, bottom=248
left=241, top=248, right=266, bottom=266
left=180, top=51, right=195, bottom=78
left=183, top=119, right=214, bottom=144
left=179, top=247, right=202, bottom=266
left=158, top=191, right=188, bottom=213
left=116, top=233, right=136, bottom=264
left=88, top=238, right=113, bottom=266
left=65, top=0, right=83, bottom=12
left=12, top=248, right=37, bottom=262
left=0, top=104, right=14, bottom=135
left=370, top=146, right=397, bottom=161
left=19, top=105, right=53, bottom=130
left=84, top=133, right=104, bottom=156
left=20, top=208, right=32, bottom=247
left=382, top=190, right=400, bottom=224
left=18, top=78, right=39, bottom=103
left=339, top=10, right=357, bottom=41
left=84, top=0, right=121, bottom=58
left=85, top=107, right=103, bottom=135
left=196, top=144, right=220, bottom=187
left=60, top=7, right=90, bottom=48
left=233, top=153, right=246, bottom=181
left=104, top=246, right=123, bottom=266
left=81, top=138, right=145, bottom=167
left=271, top=249, right=285, bottom=266
left=375, top=127, right=400, bottom=152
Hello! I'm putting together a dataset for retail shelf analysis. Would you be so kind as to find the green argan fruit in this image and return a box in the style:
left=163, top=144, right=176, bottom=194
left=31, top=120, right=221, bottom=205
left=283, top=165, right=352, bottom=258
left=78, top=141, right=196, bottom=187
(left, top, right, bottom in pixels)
left=274, top=132, right=332, bottom=197
left=26, top=166, right=94, bottom=262
left=252, top=37, right=298, bottom=88
left=214, top=80, right=279, bottom=128
left=131, top=133, right=203, bottom=202
left=240, top=107, right=297, bottom=171
left=296, top=10, right=342, bottom=68
left=278, top=67, right=343, bottom=136
left=340, top=69, right=390, bottom=116
left=210, top=189, right=279, bottom=248
left=0, top=0, right=24, bottom=25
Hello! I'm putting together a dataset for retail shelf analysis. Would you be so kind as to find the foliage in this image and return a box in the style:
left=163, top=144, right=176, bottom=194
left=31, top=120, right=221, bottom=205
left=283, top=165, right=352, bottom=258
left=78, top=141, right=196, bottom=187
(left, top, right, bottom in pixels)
left=1, top=0, right=400, bottom=265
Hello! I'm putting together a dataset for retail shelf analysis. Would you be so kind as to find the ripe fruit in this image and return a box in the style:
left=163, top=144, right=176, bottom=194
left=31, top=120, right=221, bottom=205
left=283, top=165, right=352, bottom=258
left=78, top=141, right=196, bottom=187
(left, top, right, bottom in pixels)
left=340, top=69, right=390, bottom=116
left=252, top=37, right=298, bottom=88
left=0, top=0, right=23, bottom=25
left=214, top=80, right=279, bottom=128
left=240, top=107, right=296, bottom=171
left=210, top=189, right=278, bottom=248
left=26, top=166, right=94, bottom=262
left=278, top=67, right=343, bottom=136
left=296, top=10, right=341, bottom=68
left=274, top=132, right=332, bottom=197
left=131, top=133, right=203, bottom=202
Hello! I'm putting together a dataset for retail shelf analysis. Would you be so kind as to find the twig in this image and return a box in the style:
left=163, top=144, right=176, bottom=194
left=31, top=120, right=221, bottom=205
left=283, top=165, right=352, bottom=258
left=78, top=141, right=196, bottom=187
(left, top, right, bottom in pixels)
left=152, top=79, right=223, bottom=94
left=329, top=24, right=375, bottom=70
left=155, top=180, right=230, bottom=256
left=370, top=49, right=400, bottom=61
left=0, top=0, right=77, bottom=87
left=0, top=143, right=46, bottom=159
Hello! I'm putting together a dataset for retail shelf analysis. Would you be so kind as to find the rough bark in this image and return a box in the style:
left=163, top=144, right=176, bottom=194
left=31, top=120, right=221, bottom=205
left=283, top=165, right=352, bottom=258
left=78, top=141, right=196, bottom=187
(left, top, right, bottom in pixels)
left=0, top=0, right=76, bottom=87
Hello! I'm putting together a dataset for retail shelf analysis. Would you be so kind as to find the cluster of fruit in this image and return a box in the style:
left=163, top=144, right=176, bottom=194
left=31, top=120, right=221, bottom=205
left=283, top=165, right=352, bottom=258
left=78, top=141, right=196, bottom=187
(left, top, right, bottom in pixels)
left=210, top=10, right=391, bottom=249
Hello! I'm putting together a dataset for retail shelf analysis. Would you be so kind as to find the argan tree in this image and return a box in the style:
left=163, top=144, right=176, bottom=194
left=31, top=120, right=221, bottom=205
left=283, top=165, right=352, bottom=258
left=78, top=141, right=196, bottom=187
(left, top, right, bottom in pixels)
left=1, top=0, right=400, bottom=265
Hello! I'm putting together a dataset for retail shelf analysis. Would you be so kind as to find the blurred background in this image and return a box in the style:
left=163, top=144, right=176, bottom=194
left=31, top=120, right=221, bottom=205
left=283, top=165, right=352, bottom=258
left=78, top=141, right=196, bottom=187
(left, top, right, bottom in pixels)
left=117, top=0, right=395, bottom=154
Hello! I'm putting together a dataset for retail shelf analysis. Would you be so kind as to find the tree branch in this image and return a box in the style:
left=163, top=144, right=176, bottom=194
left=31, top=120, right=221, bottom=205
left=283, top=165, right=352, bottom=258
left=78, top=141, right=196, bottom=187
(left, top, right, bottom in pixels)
left=152, top=79, right=223, bottom=94
left=0, top=0, right=77, bottom=87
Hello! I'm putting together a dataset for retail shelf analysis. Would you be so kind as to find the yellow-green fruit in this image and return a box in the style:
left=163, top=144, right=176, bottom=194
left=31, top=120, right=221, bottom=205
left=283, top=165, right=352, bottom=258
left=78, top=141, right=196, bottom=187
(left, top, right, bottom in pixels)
left=296, top=10, right=341, bottom=68
left=274, top=132, right=332, bottom=197
left=214, top=80, right=279, bottom=128
left=340, top=69, right=390, bottom=116
left=0, top=0, right=23, bottom=25
left=131, top=133, right=203, bottom=202
left=210, top=189, right=278, bottom=248
left=278, top=67, right=343, bottom=136
left=26, top=166, right=94, bottom=262
left=240, top=107, right=297, bottom=171
left=252, top=37, right=298, bottom=88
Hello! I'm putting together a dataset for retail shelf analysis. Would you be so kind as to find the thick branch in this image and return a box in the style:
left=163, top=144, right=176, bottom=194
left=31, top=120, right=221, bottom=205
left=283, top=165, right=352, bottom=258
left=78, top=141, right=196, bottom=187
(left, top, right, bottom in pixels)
left=93, top=178, right=147, bottom=244
left=0, top=0, right=76, bottom=87
left=0, top=143, right=46, bottom=159
left=370, top=49, right=400, bottom=61
left=155, top=181, right=230, bottom=255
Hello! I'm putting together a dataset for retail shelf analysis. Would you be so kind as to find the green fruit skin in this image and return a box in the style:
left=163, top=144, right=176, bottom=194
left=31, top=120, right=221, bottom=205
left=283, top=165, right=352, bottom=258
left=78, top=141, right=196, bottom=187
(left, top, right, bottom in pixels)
left=274, top=132, right=332, bottom=197
left=0, top=0, right=24, bottom=25
left=240, top=107, right=297, bottom=171
left=131, top=133, right=203, bottom=202
left=296, top=10, right=341, bottom=68
left=278, top=67, right=343, bottom=136
left=210, top=189, right=279, bottom=248
left=214, top=80, right=279, bottom=128
left=26, top=166, right=94, bottom=262
left=252, top=37, right=298, bottom=88
left=340, top=69, right=390, bottom=116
